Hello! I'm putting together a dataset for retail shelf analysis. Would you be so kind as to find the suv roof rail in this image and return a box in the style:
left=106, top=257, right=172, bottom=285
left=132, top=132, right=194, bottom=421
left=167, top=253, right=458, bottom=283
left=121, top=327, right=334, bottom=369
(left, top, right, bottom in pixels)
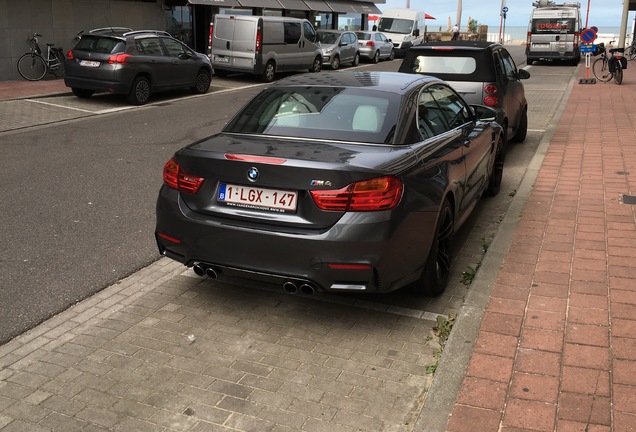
left=124, top=30, right=171, bottom=37
left=89, top=27, right=133, bottom=34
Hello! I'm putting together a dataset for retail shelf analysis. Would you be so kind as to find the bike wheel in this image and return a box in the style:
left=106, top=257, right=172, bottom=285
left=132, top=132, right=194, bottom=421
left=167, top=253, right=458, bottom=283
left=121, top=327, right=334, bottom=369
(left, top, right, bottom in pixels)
left=592, top=57, right=612, bottom=82
left=614, top=64, right=623, bottom=84
left=49, top=52, right=65, bottom=77
left=625, top=46, right=636, bottom=61
left=17, top=53, right=47, bottom=81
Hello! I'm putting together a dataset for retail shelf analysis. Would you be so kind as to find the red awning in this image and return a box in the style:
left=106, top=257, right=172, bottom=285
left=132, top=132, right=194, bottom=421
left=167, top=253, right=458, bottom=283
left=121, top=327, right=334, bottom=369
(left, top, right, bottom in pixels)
left=425, top=14, right=436, bottom=20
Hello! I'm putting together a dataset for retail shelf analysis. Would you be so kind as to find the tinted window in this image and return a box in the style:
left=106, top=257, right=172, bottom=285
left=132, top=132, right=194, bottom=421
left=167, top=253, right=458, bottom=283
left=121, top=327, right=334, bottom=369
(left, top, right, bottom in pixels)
left=319, top=32, right=339, bottom=44
left=498, top=49, right=518, bottom=80
left=136, top=38, right=165, bottom=56
left=224, top=87, right=399, bottom=144
left=75, top=36, right=124, bottom=54
left=417, top=84, right=471, bottom=138
left=531, top=18, right=576, bottom=34
left=161, top=37, right=188, bottom=57
left=303, top=21, right=316, bottom=42
left=284, top=22, right=301, bottom=44
left=356, top=32, right=372, bottom=41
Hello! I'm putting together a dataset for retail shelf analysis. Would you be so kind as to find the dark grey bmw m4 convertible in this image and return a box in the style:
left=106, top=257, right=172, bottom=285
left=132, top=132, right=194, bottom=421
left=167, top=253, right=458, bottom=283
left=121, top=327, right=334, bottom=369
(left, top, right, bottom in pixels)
left=155, top=71, right=504, bottom=296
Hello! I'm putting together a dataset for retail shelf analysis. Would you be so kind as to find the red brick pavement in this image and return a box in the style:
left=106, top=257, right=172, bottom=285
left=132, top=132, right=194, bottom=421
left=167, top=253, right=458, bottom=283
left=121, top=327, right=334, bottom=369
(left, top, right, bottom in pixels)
left=447, top=66, right=636, bottom=431
left=0, top=77, right=68, bottom=100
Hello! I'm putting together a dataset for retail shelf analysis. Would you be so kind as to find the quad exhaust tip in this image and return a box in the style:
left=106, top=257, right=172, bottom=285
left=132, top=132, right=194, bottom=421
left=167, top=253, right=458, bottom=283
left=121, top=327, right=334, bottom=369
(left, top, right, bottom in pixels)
left=283, top=281, right=316, bottom=295
left=192, top=263, right=220, bottom=280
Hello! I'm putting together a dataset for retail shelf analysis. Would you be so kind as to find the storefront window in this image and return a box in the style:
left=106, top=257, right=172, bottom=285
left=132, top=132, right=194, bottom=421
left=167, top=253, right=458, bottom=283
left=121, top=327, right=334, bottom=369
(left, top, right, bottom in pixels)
left=314, top=13, right=333, bottom=29
left=337, top=13, right=361, bottom=31
left=166, top=6, right=193, bottom=46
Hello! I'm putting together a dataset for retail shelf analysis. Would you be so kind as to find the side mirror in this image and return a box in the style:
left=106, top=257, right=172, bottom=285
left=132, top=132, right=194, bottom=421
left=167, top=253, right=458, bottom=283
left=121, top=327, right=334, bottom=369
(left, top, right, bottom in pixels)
left=471, top=105, right=497, bottom=122
left=178, top=51, right=193, bottom=60
left=518, top=69, right=531, bottom=79
left=413, top=29, right=420, bottom=37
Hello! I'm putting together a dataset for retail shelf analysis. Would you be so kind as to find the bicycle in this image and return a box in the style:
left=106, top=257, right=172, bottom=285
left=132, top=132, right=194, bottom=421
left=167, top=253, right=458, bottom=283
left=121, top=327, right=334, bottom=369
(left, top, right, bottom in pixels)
left=16, top=33, right=65, bottom=81
left=623, top=36, right=636, bottom=61
left=592, top=42, right=625, bottom=85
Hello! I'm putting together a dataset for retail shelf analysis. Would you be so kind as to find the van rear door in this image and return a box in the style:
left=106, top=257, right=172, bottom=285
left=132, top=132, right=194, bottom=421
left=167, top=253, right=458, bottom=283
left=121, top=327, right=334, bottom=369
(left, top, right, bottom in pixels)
left=212, top=16, right=258, bottom=71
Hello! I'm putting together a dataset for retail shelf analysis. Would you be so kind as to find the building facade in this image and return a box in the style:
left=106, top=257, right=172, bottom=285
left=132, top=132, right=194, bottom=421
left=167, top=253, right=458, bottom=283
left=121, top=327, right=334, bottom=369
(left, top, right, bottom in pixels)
left=0, top=0, right=384, bottom=81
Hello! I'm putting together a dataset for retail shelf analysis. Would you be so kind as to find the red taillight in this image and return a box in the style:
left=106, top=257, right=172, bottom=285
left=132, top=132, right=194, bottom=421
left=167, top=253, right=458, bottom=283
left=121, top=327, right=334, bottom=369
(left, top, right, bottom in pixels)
left=573, top=32, right=579, bottom=48
left=484, top=85, right=498, bottom=107
left=163, top=158, right=204, bottom=194
left=256, top=30, right=262, bottom=52
left=366, top=41, right=375, bottom=47
left=107, top=53, right=131, bottom=64
left=208, top=23, right=214, bottom=53
left=526, top=31, right=531, bottom=47
left=66, top=50, right=74, bottom=59
left=310, top=176, right=403, bottom=212
left=328, top=263, right=372, bottom=270
left=157, top=232, right=181, bottom=244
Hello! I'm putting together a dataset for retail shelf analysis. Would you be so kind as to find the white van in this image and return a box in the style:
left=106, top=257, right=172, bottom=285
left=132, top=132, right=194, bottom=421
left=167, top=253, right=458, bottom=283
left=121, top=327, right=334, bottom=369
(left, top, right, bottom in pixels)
left=210, top=15, right=322, bottom=82
left=377, top=8, right=427, bottom=56
left=526, top=0, right=582, bottom=65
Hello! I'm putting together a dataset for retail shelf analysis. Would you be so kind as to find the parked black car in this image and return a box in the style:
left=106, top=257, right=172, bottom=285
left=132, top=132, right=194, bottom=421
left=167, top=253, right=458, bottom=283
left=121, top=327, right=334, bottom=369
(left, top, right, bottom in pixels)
left=155, top=71, right=504, bottom=297
left=65, top=28, right=212, bottom=105
left=399, top=41, right=529, bottom=144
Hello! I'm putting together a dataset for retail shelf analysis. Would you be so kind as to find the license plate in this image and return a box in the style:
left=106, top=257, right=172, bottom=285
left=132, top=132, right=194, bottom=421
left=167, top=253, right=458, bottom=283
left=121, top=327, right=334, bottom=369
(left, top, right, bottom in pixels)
left=79, top=60, right=100, bottom=67
left=218, top=183, right=297, bottom=212
left=533, top=43, right=549, bottom=48
left=214, top=56, right=229, bottom=63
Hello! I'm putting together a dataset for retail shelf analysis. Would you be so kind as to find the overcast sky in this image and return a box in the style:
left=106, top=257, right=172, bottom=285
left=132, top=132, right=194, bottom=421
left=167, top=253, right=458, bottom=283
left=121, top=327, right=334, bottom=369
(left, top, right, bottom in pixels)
left=377, top=0, right=635, bottom=29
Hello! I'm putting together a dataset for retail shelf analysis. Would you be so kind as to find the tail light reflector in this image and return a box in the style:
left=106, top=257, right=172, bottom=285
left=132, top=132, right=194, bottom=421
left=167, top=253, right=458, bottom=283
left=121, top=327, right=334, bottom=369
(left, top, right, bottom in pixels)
left=365, top=41, right=375, bottom=47
left=527, top=31, right=531, bottom=47
left=310, top=176, right=403, bottom=212
left=67, top=50, right=74, bottom=59
left=107, top=53, right=131, bottom=64
left=163, top=158, right=204, bottom=194
left=484, top=84, right=498, bottom=107
left=256, top=29, right=262, bottom=52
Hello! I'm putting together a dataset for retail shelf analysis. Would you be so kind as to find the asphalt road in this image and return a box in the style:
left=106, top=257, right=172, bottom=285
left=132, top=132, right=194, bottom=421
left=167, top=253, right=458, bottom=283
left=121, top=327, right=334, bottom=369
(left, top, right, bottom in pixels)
left=0, top=45, right=577, bottom=344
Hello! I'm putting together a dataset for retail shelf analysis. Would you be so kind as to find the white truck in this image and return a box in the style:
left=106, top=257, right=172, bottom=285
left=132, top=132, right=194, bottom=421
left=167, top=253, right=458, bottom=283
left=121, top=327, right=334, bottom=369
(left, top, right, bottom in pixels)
left=526, top=0, right=582, bottom=65
left=377, top=8, right=428, bottom=56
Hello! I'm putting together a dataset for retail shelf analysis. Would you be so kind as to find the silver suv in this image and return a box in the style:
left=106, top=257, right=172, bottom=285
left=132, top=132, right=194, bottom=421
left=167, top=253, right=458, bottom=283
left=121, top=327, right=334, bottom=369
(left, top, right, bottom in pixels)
left=65, top=28, right=212, bottom=105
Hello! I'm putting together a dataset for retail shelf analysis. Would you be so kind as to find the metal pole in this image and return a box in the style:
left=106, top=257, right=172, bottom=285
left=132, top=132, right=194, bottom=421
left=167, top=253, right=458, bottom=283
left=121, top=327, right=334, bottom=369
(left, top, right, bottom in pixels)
left=618, top=0, right=629, bottom=48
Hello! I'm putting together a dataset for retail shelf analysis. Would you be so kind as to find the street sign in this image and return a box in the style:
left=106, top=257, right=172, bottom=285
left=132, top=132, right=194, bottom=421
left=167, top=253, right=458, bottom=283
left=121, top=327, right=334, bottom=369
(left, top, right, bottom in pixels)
left=580, top=28, right=597, bottom=43
left=580, top=44, right=596, bottom=53
left=502, top=6, right=509, bottom=13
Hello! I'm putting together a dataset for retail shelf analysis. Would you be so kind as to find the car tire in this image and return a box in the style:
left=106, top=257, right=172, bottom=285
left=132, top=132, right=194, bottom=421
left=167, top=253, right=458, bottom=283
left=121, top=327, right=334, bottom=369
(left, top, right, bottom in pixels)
left=262, top=61, right=276, bottom=82
left=526, top=58, right=533, bottom=65
left=372, top=50, right=380, bottom=64
left=414, top=199, right=454, bottom=296
left=191, top=69, right=211, bottom=94
left=388, top=49, right=395, bottom=61
left=485, top=134, right=505, bottom=197
left=352, top=52, right=360, bottom=66
left=310, top=56, right=322, bottom=73
left=512, top=108, right=528, bottom=143
left=71, top=88, right=94, bottom=99
left=128, top=76, right=151, bottom=105
left=331, top=55, right=340, bottom=70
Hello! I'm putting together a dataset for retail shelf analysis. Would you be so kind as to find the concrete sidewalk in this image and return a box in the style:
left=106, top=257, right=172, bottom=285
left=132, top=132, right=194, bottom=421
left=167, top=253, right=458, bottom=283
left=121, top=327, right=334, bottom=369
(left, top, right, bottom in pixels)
left=1, top=64, right=635, bottom=432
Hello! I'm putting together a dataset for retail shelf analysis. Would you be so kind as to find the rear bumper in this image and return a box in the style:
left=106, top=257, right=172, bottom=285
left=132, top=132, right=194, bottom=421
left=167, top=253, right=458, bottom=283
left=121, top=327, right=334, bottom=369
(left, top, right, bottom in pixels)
left=155, top=187, right=438, bottom=294
left=64, top=75, right=130, bottom=94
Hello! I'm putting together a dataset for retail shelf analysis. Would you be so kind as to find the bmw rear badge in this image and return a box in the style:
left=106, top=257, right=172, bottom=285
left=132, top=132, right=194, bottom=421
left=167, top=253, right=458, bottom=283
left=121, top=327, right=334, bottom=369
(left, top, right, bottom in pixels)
left=247, top=167, right=259, bottom=182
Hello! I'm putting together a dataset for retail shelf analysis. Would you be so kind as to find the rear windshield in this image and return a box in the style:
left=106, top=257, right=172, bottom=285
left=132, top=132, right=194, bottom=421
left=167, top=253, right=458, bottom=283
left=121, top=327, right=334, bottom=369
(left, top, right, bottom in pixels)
left=224, top=86, right=399, bottom=144
left=531, top=18, right=576, bottom=34
left=402, top=51, right=491, bottom=81
left=410, top=55, right=477, bottom=75
left=74, top=36, right=125, bottom=54
left=355, top=32, right=372, bottom=41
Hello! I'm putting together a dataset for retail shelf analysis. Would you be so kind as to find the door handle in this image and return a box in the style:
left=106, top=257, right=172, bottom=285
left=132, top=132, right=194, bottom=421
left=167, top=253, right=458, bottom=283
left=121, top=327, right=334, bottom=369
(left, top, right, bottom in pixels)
left=463, top=140, right=471, bottom=147
left=226, top=41, right=230, bottom=50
